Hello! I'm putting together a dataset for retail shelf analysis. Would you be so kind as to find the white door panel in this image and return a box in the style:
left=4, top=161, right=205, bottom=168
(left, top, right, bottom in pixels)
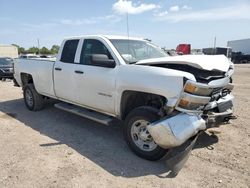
left=54, top=61, right=77, bottom=101
left=74, top=65, right=117, bottom=114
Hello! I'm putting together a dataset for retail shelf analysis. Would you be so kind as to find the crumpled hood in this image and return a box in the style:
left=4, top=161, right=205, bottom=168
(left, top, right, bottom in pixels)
left=135, top=55, right=231, bottom=72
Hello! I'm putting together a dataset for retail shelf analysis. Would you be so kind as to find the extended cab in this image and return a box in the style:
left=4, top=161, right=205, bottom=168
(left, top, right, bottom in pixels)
left=14, top=35, right=234, bottom=161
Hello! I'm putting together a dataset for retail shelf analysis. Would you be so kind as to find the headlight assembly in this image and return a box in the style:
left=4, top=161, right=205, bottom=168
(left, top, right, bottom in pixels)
left=184, top=82, right=213, bottom=96
left=178, top=98, right=205, bottom=110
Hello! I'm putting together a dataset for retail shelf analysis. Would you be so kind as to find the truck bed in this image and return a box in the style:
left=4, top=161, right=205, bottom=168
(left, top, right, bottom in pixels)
left=14, top=58, right=56, bottom=97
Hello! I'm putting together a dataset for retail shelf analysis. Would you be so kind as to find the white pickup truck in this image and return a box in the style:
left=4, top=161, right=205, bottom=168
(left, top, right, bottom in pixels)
left=14, top=35, right=234, bottom=161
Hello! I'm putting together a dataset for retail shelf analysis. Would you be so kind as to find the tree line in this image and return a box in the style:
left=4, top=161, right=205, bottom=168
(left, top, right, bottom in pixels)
left=12, top=44, right=60, bottom=55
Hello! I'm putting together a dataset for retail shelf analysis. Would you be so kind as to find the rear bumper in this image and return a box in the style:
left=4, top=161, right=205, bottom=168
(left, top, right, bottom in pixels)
left=148, top=94, right=234, bottom=149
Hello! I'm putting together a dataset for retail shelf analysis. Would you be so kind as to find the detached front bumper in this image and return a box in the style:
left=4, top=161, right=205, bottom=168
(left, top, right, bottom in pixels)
left=148, top=93, right=234, bottom=149
left=147, top=113, right=206, bottom=148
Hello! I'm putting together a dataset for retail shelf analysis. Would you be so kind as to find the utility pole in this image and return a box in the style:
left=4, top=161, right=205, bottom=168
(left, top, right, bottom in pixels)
left=37, top=38, right=40, bottom=55
left=213, top=37, right=216, bottom=55
left=126, top=12, right=130, bottom=55
left=126, top=12, right=129, bottom=39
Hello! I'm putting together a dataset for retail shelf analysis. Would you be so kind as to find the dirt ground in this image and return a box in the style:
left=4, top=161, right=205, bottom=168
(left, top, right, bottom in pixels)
left=0, top=64, right=249, bottom=188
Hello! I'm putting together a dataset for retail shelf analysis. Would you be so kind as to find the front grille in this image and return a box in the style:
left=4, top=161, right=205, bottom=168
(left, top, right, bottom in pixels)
left=3, top=68, right=10, bottom=72
left=212, top=87, right=222, bottom=95
left=210, top=87, right=223, bottom=101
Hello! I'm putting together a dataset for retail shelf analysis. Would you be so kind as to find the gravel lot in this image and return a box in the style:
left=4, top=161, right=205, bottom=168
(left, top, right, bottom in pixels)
left=0, top=64, right=249, bottom=188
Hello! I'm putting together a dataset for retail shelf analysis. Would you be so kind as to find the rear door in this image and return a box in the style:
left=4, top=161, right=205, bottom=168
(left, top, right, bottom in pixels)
left=54, top=39, right=80, bottom=102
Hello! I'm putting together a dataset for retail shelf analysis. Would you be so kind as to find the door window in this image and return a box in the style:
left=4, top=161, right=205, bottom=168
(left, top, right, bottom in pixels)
left=80, top=39, right=113, bottom=65
left=60, top=39, right=79, bottom=63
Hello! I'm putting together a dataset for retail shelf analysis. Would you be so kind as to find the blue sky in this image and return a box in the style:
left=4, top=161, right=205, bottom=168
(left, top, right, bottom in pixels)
left=0, top=0, right=250, bottom=49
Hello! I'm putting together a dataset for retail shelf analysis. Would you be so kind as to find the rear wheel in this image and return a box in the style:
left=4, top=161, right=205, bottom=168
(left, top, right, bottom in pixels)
left=124, top=106, right=168, bottom=161
left=23, top=84, right=44, bottom=111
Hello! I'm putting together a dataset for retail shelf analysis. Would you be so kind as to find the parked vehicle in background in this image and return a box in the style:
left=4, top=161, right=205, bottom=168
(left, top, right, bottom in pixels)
left=176, top=44, right=191, bottom=55
left=19, top=54, right=40, bottom=59
left=191, top=49, right=204, bottom=55
left=202, top=47, right=232, bottom=59
left=0, top=57, right=14, bottom=80
left=231, top=52, right=250, bottom=64
left=0, top=45, right=18, bottom=59
left=39, top=55, right=57, bottom=61
left=14, top=35, right=235, bottom=161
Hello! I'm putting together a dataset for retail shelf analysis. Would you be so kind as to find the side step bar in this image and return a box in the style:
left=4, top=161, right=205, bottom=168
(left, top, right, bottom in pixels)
left=54, top=102, right=113, bottom=125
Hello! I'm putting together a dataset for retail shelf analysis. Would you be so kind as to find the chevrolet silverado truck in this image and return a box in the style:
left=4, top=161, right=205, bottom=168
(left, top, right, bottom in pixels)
left=14, top=35, right=234, bottom=161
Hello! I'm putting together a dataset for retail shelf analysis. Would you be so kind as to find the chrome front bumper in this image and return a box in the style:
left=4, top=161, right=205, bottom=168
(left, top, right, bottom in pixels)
left=147, top=113, right=206, bottom=149
left=148, top=93, right=234, bottom=149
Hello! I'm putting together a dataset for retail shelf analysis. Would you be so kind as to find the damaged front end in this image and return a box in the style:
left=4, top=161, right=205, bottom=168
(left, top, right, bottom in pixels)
left=147, top=69, right=235, bottom=175
left=148, top=73, right=235, bottom=149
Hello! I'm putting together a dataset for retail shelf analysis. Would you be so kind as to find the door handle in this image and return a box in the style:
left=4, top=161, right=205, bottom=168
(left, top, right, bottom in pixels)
left=55, top=67, right=62, bottom=71
left=74, top=70, right=84, bottom=74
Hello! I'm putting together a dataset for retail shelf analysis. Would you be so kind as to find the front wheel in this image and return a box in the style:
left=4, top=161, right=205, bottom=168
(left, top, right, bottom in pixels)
left=124, top=106, right=168, bottom=161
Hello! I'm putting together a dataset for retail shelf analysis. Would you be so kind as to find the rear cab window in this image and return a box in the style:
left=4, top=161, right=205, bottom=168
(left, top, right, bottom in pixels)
left=60, top=39, right=79, bottom=63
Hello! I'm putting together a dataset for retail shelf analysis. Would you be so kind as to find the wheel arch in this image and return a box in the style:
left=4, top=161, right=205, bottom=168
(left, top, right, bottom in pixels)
left=120, top=90, right=167, bottom=120
left=20, top=73, right=34, bottom=87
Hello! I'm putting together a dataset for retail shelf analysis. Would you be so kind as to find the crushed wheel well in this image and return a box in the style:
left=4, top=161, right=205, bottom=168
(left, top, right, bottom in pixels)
left=120, top=91, right=166, bottom=120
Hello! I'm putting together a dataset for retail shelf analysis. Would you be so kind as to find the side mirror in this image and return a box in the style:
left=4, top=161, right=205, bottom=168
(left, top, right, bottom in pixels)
left=91, top=54, right=116, bottom=68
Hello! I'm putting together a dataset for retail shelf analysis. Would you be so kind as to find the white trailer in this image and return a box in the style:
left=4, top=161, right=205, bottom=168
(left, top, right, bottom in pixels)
left=0, top=45, right=18, bottom=58
left=227, top=38, right=250, bottom=54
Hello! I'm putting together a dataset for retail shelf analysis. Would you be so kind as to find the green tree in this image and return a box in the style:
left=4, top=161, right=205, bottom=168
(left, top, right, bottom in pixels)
left=12, top=44, right=26, bottom=54
left=40, top=47, right=50, bottom=54
left=50, top=45, right=60, bottom=54
left=27, top=47, right=39, bottom=54
left=19, top=47, right=26, bottom=54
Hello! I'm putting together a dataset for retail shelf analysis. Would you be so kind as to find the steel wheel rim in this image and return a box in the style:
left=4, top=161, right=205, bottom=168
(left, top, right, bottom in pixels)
left=25, top=89, right=33, bottom=107
left=131, top=119, right=157, bottom=151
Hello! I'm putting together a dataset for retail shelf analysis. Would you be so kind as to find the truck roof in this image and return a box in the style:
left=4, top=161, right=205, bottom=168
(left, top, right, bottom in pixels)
left=64, top=35, right=145, bottom=41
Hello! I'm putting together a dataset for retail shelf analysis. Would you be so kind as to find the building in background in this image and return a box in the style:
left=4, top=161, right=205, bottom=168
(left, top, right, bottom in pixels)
left=227, top=38, right=250, bottom=64
left=0, top=45, right=18, bottom=58
left=227, top=38, right=250, bottom=54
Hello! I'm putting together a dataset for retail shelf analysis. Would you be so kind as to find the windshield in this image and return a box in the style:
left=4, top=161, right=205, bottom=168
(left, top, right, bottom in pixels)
left=110, top=39, right=168, bottom=64
left=0, top=58, right=13, bottom=65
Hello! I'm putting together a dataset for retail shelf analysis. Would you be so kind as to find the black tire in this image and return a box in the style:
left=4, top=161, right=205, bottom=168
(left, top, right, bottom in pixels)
left=124, top=106, right=168, bottom=161
left=23, top=84, right=44, bottom=111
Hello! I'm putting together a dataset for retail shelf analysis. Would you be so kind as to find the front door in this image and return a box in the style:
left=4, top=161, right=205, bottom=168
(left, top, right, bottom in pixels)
left=73, top=39, right=117, bottom=115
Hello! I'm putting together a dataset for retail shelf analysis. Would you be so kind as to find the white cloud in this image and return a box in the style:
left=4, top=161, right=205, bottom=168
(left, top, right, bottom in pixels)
left=60, top=19, right=96, bottom=25
left=155, top=11, right=168, bottom=17
left=155, top=4, right=250, bottom=23
left=182, top=5, right=192, bottom=10
left=156, top=5, right=191, bottom=17
left=60, top=15, right=121, bottom=26
left=169, top=5, right=179, bottom=12
left=112, top=0, right=159, bottom=15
